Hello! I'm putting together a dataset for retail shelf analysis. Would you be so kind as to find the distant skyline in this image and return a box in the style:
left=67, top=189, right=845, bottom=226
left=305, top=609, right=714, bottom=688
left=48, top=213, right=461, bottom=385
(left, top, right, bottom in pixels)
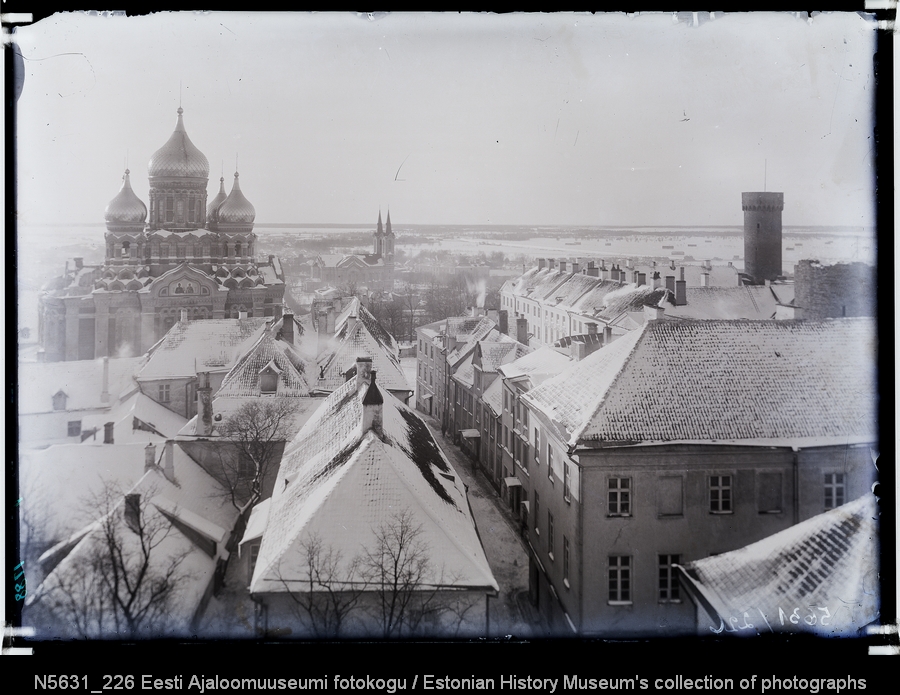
left=14, top=12, right=876, bottom=228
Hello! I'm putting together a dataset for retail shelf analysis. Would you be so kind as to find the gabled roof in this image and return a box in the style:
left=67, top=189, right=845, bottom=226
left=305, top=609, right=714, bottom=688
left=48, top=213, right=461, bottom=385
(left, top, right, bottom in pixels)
left=482, top=375, right=503, bottom=416
left=524, top=318, right=876, bottom=447
left=19, top=356, right=144, bottom=415
left=680, top=494, right=878, bottom=635
left=446, top=317, right=496, bottom=367
left=138, top=318, right=268, bottom=380
left=317, top=299, right=408, bottom=394
left=663, top=286, right=780, bottom=320
left=250, top=375, right=497, bottom=594
left=216, top=322, right=312, bottom=398
left=477, top=341, right=532, bottom=373
left=80, top=390, right=187, bottom=443
left=566, top=279, right=628, bottom=313
left=542, top=273, right=600, bottom=308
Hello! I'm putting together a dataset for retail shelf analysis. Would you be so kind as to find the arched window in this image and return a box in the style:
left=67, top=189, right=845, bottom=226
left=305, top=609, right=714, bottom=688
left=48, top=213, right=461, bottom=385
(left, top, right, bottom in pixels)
left=176, top=199, right=184, bottom=223
left=121, top=241, right=131, bottom=258
left=166, top=197, right=175, bottom=223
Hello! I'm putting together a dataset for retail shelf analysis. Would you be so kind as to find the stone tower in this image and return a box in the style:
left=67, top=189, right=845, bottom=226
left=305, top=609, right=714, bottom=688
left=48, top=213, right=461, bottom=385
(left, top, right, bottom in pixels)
left=742, top=192, right=783, bottom=283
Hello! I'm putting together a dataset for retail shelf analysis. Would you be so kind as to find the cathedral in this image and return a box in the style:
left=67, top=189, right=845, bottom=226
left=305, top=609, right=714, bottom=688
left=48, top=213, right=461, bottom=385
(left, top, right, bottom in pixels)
left=38, top=108, right=286, bottom=362
left=308, top=210, right=396, bottom=292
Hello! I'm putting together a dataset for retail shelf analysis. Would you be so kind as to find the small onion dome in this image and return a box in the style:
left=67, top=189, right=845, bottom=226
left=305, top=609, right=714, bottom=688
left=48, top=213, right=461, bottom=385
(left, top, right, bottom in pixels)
left=207, top=176, right=227, bottom=225
left=217, top=172, right=256, bottom=225
left=148, top=107, right=209, bottom=179
left=104, top=169, right=147, bottom=227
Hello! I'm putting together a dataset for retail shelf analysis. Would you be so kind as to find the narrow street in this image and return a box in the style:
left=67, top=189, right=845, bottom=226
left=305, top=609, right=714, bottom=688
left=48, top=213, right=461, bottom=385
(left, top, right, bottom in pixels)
left=419, top=414, right=535, bottom=639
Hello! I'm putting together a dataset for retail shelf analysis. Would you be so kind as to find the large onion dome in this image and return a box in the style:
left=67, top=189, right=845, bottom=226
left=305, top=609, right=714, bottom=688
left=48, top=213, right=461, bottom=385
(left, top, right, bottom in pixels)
left=207, top=176, right=228, bottom=225
left=148, top=107, right=209, bottom=179
left=104, top=169, right=147, bottom=230
left=216, top=172, right=256, bottom=227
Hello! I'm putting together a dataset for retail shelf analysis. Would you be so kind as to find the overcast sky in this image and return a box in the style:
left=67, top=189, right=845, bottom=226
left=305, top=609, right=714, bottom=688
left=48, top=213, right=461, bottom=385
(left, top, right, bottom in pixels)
left=14, top=11, right=876, bottom=227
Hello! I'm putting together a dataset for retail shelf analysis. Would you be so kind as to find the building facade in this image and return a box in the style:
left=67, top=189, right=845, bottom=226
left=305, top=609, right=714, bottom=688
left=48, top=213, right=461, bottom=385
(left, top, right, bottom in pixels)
left=309, top=211, right=396, bottom=292
left=38, top=108, right=285, bottom=362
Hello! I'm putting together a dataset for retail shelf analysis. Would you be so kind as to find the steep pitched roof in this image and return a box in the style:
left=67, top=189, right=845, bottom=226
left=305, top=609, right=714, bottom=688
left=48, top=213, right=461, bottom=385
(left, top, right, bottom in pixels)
left=664, top=286, right=780, bottom=320
left=446, top=318, right=496, bottom=367
left=250, top=376, right=497, bottom=594
left=138, top=318, right=268, bottom=380
left=80, top=390, right=187, bottom=443
left=497, top=345, right=572, bottom=387
left=680, top=494, right=878, bottom=635
left=216, top=329, right=312, bottom=398
left=525, top=318, right=876, bottom=446
left=542, top=273, right=601, bottom=308
left=317, top=299, right=408, bottom=394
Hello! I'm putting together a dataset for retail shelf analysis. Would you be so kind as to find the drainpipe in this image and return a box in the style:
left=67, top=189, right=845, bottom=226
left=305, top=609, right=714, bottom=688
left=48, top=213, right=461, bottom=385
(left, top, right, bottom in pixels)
left=792, top=447, right=800, bottom=525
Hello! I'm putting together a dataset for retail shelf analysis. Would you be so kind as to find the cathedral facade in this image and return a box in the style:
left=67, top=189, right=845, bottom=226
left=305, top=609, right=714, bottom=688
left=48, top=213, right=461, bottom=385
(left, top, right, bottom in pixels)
left=38, top=108, right=286, bottom=362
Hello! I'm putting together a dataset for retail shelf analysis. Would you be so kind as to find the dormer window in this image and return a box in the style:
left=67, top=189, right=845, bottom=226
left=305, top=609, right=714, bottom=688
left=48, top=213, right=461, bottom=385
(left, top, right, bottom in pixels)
left=52, top=390, right=68, bottom=411
left=259, top=360, right=282, bottom=395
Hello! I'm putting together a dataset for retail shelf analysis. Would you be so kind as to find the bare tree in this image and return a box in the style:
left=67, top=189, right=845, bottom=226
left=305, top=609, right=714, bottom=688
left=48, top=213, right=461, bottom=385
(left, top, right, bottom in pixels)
left=33, top=484, right=191, bottom=638
left=217, top=399, right=300, bottom=515
left=277, top=534, right=367, bottom=638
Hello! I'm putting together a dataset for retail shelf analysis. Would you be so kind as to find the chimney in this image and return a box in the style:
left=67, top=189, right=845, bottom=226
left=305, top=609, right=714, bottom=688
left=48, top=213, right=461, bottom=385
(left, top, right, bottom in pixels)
left=181, top=309, right=189, bottom=323
left=280, top=313, right=295, bottom=344
left=571, top=261, right=581, bottom=274
left=675, top=280, right=687, bottom=306
left=74, top=257, right=84, bottom=270
left=586, top=261, right=598, bottom=277
left=700, top=272, right=710, bottom=287
left=355, top=356, right=373, bottom=391
left=665, top=275, right=676, bottom=295
left=163, top=440, right=175, bottom=481
left=144, top=443, right=157, bottom=472
left=559, top=260, right=567, bottom=273
left=586, top=322, right=598, bottom=335
left=548, top=258, right=556, bottom=270
left=636, top=272, right=645, bottom=286
left=238, top=310, right=248, bottom=320
left=346, top=313, right=359, bottom=334
left=644, top=304, right=666, bottom=321
left=680, top=267, right=685, bottom=281
left=326, top=307, right=336, bottom=333
left=603, top=325, right=613, bottom=345
left=537, top=258, right=546, bottom=271
left=104, top=422, right=114, bottom=444
left=100, top=355, right=110, bottom=404
left=515, top=316, right=528, bottom=346
left=124, top=494, right=141, bottom=533
left=499, top=309, right=508, bottom=335
left=670, top=260, right=676, bottom=270
left=197, top=371, right=212, bottom=436
left=632, top=270, right=639, bottom=284
left=572, top=340, right=586, bottom=362
left=599, top=266, right=609, bottom=281
left=361, top=370, right=384, bottom=434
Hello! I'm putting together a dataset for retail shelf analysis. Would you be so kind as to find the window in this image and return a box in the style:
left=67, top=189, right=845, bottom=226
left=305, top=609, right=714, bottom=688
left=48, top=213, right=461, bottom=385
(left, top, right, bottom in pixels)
left=563, top=462, right=571, bottom=502
left=658, top=554, right=680, bottom=602
left=608, top=556, right=631, bottom=604
left=709, top=475, right=732, bottom=513
left=249, top=542, right=260, bottom=584
left=608, top=477, right=631, bottom=516
left=658, top=476, right=683, bottom=517
left=824, top=473, right=845, bottom=510
left=158, top=384, right=170, bottom=403
left=260, top=370, right=278, bottom=394
left=563, top=536, right=570, bottom=586
left=547, top=446, right=554, bottom=482
left=533, top=429, right=540, bottom=464
left=757, top=472, right=783, bottom=513
left=534, top=492, right=540, bottom=534
left=67, top=420, right=82, bottom=437
left=547, top=511, right=555, bottom=559
left=165, top=197, right=174, bottom=222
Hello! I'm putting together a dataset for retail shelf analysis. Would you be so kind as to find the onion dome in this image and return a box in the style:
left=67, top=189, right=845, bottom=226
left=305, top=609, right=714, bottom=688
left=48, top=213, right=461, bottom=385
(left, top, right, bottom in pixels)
left=148, top=108, right=209, bottom=179
left=104, top=169, right=147, bottom=229
left=207, top=176, right=228, bottom=225
left=217, top=172, right=256, bottom=225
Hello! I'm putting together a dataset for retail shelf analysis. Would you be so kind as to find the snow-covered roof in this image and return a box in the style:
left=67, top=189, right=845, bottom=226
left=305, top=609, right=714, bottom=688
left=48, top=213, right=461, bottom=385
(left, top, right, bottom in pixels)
left=681, top=494, right=878, bottom=635
left=497, top=345, right=571, bottom=387
left=79, top=390, right=187, bottom=443
left=18, top=356, right=144, bottom=415
left=177, top=395, right=323, bottom=439
left=215, top=319, right=312, bottom=398
left=446, top=318, right=496, bottom=366
left=524, top=318, right=877, bottom=447
left=663, top=286, right=780, bottom=320
left=317, top=299, right=409, bottom=395
left=250, top=374, right=498, bottom=595
left=138, top=318, right=268, bottom=380
left=482, top=375, right=503, bottom=416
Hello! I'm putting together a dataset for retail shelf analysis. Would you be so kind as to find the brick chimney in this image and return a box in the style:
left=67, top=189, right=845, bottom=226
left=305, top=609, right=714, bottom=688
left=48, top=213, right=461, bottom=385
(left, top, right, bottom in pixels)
left=572, top=340, right=586, bottom=362
left=644, top=304, right=666, bottom=321
left=104, top=422, right=114, bottom=444
left=586, top=322, right=598, bottom=335
left=537, top=258, right=546, bottom=271
left=548, top=258, right=556, bottom=270
left=124, top=494, right=141, bottom=533
left=499, top=309, right=508, bottom=335
left=603, top=325, right=613, bottom=345
left=281, top=313, right=294, bottom=345
left=680, top=267, right=685, bottom=282
left=144, top=443, right=157, bottom=472
left=361, top=369, right=384, bottom=434
left=637, top=272, right=646, bottom=286
left=665, top=275, right=676, bottom=295
left=74, top=257, right=84, bottom=270
left=163, top=440, right=175, bottom=481
left=100, top=355, right=110, bottom=404
left=559, top=260, right=567, bottom=273
left=571, top=261, right=581, bottom=274
left=515, top=316, right=528, bottom=346
left=675, top=280, right=687, bottom=306
left=356, top=356, right=373, bottom=392
left=652, top=271, right=662, bottom=289
left=197, top=371, right=213, bottom=436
